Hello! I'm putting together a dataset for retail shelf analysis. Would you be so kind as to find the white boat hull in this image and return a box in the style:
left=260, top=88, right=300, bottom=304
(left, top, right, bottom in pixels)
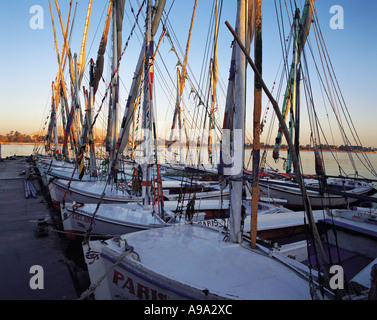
left=61, top=202, right=176, bottom=239
left=259, top=178, right=373, bottom=208
left=82, top=224, right=315, bottom=300
left=320, top=207, right=377, bottom=259
left=48, top=178, right=230, bottom=210
left=60, top=196, right=290, bottom=239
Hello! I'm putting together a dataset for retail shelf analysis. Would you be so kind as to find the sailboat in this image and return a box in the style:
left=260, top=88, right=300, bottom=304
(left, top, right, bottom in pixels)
left=34, top=0, right=100, bottom=183
left=254, top=1, right=376, bottom=209
left=258, top=176, right=374, bottom=208
left=57, top=0, right=298, bottom=241
left=40, top=0, right=233, bottom=220
left=319, top=205, right=377, bottom=258
left=80, top=0, right=340, bottom=300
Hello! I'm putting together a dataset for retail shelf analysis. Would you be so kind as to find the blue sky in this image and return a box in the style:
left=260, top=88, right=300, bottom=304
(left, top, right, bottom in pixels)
left=0, top=0, right=376, bottom=147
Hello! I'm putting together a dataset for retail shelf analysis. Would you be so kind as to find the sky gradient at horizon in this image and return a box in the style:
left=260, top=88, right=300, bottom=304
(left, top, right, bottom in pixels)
left=0, top=0, right=376, bottom=148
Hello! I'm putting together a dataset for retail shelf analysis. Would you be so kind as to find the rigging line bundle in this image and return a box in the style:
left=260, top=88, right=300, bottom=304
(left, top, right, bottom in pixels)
left=163, top=3, right=223, bottom=125
left=271, top=0, right=377, bottom=178
left=51, top=1, right=147, bottom=195
left=81, top=0, right=146, bottom=153
left=311, top=12, right=377, bottom=176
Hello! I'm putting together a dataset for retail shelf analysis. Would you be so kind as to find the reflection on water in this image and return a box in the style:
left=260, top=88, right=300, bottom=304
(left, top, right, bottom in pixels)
left=253, top=150, right=377, bottom=180
left=2, top=144, right=377, bottom=180
left=0, top=144, right=36, bottom=158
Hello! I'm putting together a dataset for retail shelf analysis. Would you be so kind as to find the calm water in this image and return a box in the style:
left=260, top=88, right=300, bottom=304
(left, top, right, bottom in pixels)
left=0, top=144, right=36, bottom=158
left=160, top=147, right=377, bottom=180
left=2, top=143, right=377, bottom=180
left=251, top=150, right=377, bottom=180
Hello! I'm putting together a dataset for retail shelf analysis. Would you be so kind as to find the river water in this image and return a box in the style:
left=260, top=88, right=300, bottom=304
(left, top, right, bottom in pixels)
left=2, top=143, right=377, bottom=181
left=0, top=144, right=36, bottom=158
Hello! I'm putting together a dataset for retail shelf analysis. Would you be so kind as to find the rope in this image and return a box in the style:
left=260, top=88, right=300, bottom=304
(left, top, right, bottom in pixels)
left=78, top=238, right=140, bottom=300
left=47, top=227, right=113, bottom=238
left=82, top=175, right=112, bottom=244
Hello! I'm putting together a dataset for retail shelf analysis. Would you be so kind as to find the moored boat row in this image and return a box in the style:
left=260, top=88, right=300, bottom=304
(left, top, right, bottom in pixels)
left=31, top=0, right=377, bottom=301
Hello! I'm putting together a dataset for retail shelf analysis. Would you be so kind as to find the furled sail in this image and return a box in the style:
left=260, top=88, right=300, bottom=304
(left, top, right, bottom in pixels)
left=208, top=0, right=219, bottom=165
left=77, top=0, right=93, bottom=88
left=93, top=1, right=113, bottom=95
left=105, top=0, right=126, bottom=156
left=112, top=0, right=167, bottom=171
left=116, top=0, right=126, bottom=60
left=168, top=0, right=198, bottom=163
left=48, top=0, right=73, bottom=156
left=219, top=0, right=255, bottom=174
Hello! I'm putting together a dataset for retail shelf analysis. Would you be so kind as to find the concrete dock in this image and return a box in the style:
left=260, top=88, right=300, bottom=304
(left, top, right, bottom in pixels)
left=0, top=156, right=83, bottom=300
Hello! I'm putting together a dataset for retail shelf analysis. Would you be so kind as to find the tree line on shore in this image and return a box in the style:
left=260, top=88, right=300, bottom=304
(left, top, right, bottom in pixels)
left=0, top=131, right=43, bottom=143
left=0, top=131, right=103, bottom=144
left=1, top=131, right=376, bottom=152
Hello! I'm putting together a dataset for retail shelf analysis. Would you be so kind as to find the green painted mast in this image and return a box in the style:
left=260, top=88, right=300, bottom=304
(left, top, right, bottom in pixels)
left=272, top=0, right=314, bottom=171
left=285, top=8, right=300, bottom=173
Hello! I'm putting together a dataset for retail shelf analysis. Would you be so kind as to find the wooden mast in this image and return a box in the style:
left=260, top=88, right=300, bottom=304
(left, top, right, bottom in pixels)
left=48, top=0, right=73, bottom=156
left=88, top=59, right=97, bottom=176
left=110, top=0, right=119, bottom=164
left=225, top=19, right=331, bottom=281
left=112, top=0, right=166, bottom=173
left=142, top=0, right=153, bottom=208
left=208, top=0, right=219, bottom=166
left=286, top=9, right=300, bottom=173
left=272, top=0, right=314, bottom=163
left=168, top=0, right=198, bottom=164
left=250, top=0, right=262, bottom=249
left=229, top=0, right=246, bottom=244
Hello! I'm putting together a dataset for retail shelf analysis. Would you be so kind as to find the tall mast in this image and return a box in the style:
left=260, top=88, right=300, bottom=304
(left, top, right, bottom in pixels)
left=93, top=0, right=113, bottom=96
left=112, top=0, right=166, bottom=173
left=220, top=0, right=255, bottom=174
left=106, top=0, right=125, bottom=167
left=168, top=0, right=198, bottom=164
left=229, top=0, right=246, bottom=244
left=295, top=65, right=301, bottom=158
left=208, top=0, right=219, bottom=166
left=286, top=9, right=300, bottom=173
left=77, top=0, right=93, bottom=89
left=110, top=0, right=119, bottom=164
left=250, top=0, right=262, bottom=249
left=48, top=0, right=73, bottom=157
left=62, top=52, right=79, bottom=161
left=51, top=82, right=59, bottom=155
left=73, top=53, right=82, bottom=156
left=272, top=0, right=314, bottom=163
left=88, top=59, right=97, bottom=176
left=59, top=0, right=93, bottom=162
left=226, top=15, right=331, bottom=281
left=52, top=0, right=73, bottom=107
left=106, top=0, right=118, bottom=155
left=142, top=0, right=154, bottom=208
left=85, top=1, right=113, bottom=174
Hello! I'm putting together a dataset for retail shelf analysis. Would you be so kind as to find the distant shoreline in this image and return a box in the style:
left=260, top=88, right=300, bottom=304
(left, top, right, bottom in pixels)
left=244, top=147, right=377, bottom=154
left=1, top=142, right=376, bottom=154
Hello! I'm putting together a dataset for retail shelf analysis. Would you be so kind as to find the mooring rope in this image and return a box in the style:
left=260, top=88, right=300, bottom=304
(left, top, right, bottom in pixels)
left=78, top=238, right=140, bottom=300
